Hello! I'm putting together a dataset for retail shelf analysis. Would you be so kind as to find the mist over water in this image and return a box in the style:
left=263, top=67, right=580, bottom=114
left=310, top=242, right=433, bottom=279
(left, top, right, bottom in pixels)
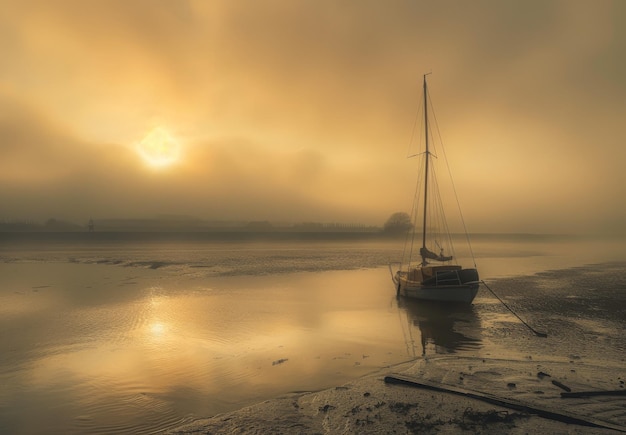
left=1, top=236, right=625, bottom=434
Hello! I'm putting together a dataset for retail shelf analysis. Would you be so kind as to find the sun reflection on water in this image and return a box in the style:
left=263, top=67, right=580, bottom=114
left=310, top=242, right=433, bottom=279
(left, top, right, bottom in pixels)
left=145, top=288, right=173, bottom=341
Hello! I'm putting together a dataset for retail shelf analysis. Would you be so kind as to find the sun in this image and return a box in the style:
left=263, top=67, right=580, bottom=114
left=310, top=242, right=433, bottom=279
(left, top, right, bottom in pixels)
left=137, top=127, right=180, bottom=168
left=150, top=322, right=166, bottom=335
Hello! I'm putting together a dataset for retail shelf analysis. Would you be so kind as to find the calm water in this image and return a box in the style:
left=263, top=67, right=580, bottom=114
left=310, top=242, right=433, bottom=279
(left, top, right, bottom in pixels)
left=1, top=236, right=625, bottom=434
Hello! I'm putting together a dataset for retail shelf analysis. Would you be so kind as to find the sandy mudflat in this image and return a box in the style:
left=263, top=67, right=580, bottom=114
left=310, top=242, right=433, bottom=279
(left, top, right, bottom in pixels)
left=168, top=356, right=625, bottom=434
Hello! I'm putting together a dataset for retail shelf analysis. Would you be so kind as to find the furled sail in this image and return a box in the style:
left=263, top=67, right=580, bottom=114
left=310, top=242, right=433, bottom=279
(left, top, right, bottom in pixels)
left=420, top=247, right=453, bottom=262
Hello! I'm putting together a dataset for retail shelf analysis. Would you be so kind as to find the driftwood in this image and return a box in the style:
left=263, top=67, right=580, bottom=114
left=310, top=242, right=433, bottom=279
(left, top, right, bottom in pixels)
left=384, top=374, right=626, bottom=433
left=562, top=390, right=626, bottom=398
left=551, top=380, right=571, bottom=392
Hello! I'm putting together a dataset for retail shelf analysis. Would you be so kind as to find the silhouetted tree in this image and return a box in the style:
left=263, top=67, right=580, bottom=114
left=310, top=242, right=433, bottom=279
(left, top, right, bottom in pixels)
left=383, top=212, right=413, bottom=234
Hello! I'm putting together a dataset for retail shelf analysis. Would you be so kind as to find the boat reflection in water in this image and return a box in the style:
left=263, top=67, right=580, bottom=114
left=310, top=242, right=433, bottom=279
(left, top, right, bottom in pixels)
left=396, top=298, right=482, bottom=357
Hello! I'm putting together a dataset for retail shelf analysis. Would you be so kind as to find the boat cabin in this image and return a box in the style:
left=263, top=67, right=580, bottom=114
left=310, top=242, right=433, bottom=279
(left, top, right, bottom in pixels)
left=407, top=265, right=462, bottom=283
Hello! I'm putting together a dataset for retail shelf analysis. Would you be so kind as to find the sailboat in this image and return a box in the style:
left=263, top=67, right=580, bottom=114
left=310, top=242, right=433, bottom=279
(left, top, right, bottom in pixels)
left=392, top=75, right=480, bottom=304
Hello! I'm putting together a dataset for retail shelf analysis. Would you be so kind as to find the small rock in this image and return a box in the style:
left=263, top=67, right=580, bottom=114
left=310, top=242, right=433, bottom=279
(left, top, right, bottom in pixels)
left=319, top=404, right=335, bottom=413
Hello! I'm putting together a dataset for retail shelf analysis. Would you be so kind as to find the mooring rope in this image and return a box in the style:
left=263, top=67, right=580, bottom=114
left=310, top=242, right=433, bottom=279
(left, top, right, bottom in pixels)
left=481, top=280, right=548, bottom=338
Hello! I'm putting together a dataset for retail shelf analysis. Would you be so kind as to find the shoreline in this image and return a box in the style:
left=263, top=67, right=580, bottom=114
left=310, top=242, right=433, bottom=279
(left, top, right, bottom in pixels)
left=168, top=356, right=624, bottom=434
left=0, top=230, right=597, bottom=244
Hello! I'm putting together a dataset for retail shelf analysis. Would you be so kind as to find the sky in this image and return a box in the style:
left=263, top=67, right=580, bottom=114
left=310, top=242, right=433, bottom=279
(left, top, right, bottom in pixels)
left=1, top=0, right=625, bottom=234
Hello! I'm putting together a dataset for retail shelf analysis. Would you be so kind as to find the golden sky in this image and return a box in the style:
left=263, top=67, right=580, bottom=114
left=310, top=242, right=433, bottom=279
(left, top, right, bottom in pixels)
left=1, top=0, right=625, bottom=233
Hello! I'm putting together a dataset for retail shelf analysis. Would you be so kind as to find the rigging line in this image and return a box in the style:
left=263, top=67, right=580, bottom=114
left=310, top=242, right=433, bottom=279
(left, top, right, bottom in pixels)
left=401, top=152, right=421, bottom=266
left=401, top=83, right=428, bottom=269
left=429, top=165, right=456, bottom=260
left=406, top=86, right=425, bottom=159
left=404, top=170, right=417, bottom=266
left=430, top=168, right=444, bottom=234
left=428, top=91, right=477, bottom=268
left=406, top=153, right=425, bottom=269
left=437, top=182, right=457, bottom=259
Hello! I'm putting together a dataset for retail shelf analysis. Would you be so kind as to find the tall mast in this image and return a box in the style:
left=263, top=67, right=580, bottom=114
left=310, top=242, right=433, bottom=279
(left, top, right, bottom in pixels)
left=421, top=74, right=430, bottom=265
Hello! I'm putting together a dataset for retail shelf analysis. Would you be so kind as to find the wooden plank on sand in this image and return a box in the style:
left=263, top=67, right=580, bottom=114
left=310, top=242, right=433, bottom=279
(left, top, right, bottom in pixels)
left=384, top=374, right=626, bottom=433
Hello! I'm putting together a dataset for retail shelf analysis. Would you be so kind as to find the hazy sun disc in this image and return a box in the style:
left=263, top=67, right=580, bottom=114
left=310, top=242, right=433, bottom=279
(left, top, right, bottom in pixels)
left=150, top=322, right=166, bottom=335
left=137, top=127, right=180, bottom=168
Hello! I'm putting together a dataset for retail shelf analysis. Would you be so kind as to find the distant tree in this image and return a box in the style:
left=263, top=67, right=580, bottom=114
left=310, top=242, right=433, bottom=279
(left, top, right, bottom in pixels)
left=383, top=212, right=413, bottom=234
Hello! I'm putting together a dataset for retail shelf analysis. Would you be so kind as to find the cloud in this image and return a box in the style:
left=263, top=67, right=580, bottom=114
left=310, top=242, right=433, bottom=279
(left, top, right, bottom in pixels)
left=1, top=0, right=625, bottom=233
left=0, top=93, right=384, bottom=223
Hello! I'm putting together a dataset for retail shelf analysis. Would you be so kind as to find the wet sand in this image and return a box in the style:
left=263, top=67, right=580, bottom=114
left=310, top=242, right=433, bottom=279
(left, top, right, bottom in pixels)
left=2, top=240, right=625, bottom=433
left=169, top=356, right=625, bottom=434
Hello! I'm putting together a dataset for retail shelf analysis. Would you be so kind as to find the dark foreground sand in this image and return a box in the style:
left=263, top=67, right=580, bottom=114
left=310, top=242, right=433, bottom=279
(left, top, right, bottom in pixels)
left=169, top=356, right=625, bottom=434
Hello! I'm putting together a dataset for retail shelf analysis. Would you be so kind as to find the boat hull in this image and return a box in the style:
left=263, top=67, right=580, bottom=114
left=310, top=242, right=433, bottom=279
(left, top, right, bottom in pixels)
left=394, top=268, right=480, bottom=304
